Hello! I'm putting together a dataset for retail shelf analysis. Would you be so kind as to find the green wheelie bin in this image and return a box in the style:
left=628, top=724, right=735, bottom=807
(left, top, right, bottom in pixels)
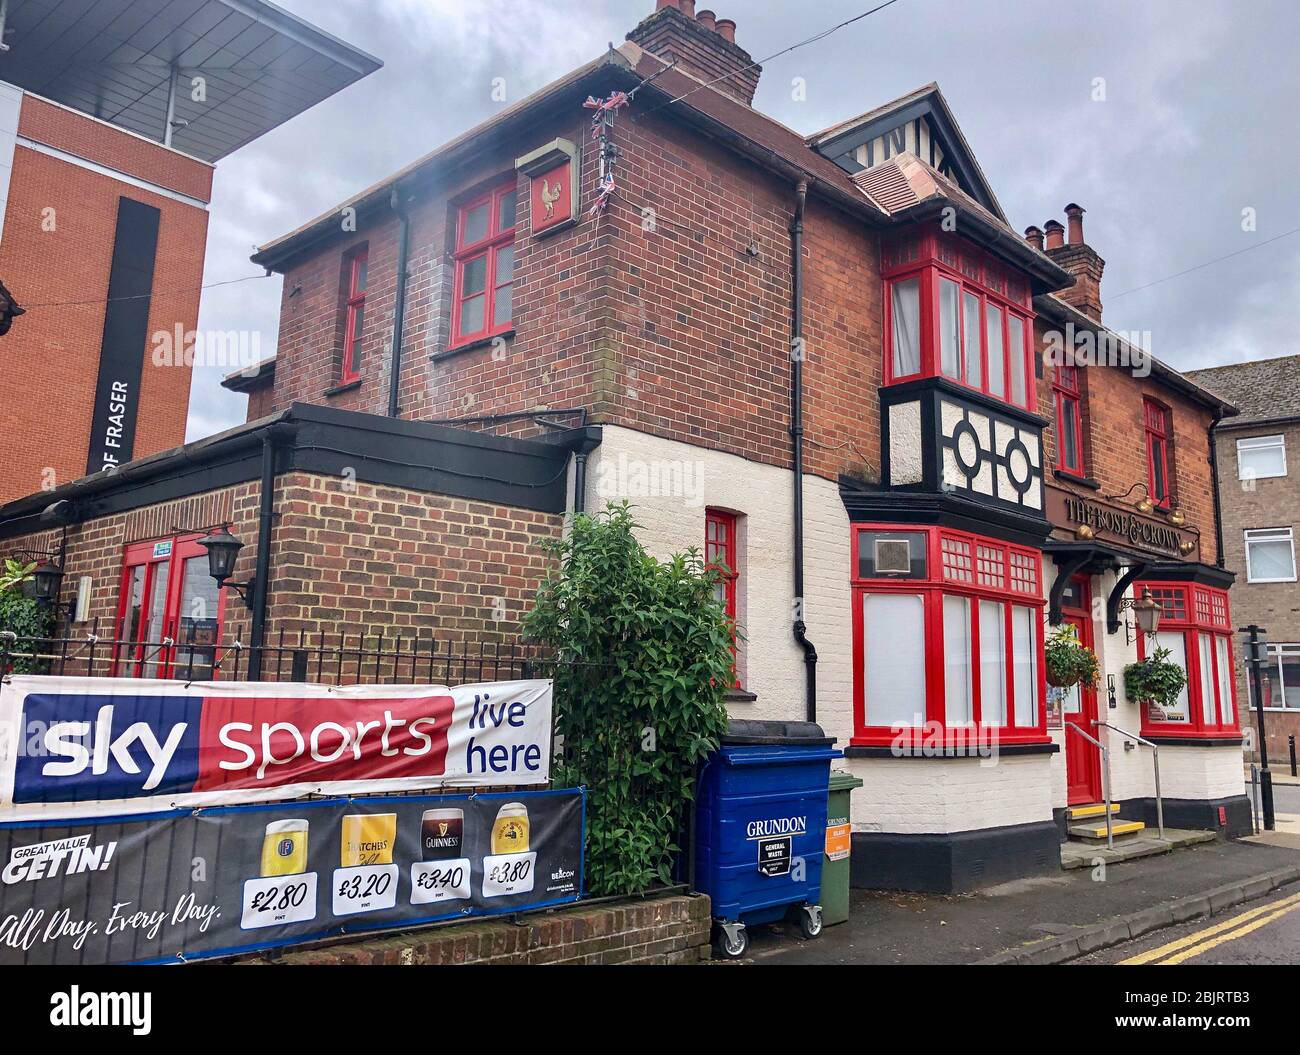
left=823, top=770, right=863, bottom=926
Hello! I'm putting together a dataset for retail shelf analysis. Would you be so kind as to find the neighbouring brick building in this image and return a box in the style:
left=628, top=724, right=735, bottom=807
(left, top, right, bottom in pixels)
left=1188, top=355, right=1300, bottom=763
left=0, top=0, right=1247, bottom=892
left=0, top=0, right=380, bottom=504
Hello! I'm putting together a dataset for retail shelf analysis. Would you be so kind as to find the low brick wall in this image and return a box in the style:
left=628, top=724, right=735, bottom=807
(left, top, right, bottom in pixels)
left=248, top=893, right=712, bottom=965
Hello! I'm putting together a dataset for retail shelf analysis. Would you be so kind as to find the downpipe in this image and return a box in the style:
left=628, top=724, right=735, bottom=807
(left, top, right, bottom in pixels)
left=387, top=185, right=412, bottom=419
left=790, top=180, right=817, bottom=723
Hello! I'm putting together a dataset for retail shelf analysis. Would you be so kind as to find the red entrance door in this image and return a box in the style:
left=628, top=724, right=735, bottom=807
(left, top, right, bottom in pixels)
left=1059, top=576, right=1102, bottom=805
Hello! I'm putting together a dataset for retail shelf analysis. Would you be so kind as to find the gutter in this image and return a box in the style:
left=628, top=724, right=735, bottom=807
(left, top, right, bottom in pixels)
left=388, top=185, right=413, bottom=418
left=789, top=180, right=817, bottom=723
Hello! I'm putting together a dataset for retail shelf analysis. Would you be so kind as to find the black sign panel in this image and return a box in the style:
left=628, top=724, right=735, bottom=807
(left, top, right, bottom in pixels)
left=0, top=788, right=584, bottom=964
left=85, top=197, right=160, bottom=476
left=758, top=836, right=792, bottom=877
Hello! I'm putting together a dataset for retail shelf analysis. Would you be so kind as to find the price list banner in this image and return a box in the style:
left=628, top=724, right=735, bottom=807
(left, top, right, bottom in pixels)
left=0, top=788, right=584, bottom=964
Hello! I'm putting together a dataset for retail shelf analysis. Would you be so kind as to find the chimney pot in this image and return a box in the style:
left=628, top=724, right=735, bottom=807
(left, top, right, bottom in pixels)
left=655, top=0, right=677, bottom=10
left=696, top=9, right=717, bottom=30
left=679, top=0, right=696, bottom=16
left=1064, top=203, right=1085, bottom=246
left=1043, top=219, right=1065, bottom=251
left=1024, top=226, right=1044, bottom=252
left=715, top=17, right=736, bottom=42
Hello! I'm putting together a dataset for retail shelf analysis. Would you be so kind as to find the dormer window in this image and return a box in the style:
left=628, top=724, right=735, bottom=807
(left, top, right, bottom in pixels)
left=884, top=231, right=1035, bottom=412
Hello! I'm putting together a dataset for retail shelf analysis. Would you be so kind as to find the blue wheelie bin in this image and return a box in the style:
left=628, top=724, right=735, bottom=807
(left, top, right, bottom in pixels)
left=695, top=719, right=840, bottom=959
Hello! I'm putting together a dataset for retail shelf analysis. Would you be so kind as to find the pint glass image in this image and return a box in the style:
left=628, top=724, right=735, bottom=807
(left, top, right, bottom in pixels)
left=260, top=819, right=309, bottom=877
left=421, top=808, right=464, bottom=861
left=340, top=813, right=397, bottom=866
left=490, top=802, right=530, bottom=855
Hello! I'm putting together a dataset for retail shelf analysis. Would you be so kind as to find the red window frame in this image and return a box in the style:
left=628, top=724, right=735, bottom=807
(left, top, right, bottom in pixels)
left=113, top=535, right=228, bottom=679
left=1134, top=582, right=1239, bottom=738
left=850, top=524, right=1049, bottom=748
left=450, top=179, right=517, bottom=348
left=1144, top=398, right=1173, bottom=509
left=1052, top=365, right=1086, bottom=475
left=340, top=249, right=368, bottom=384
left=882, top=231, right=1036, bottom=412
left=706, top=509, right=740, bottom=688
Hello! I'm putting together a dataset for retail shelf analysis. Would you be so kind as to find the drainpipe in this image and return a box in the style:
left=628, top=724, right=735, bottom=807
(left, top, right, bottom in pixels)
left=387, top=185, right=412, bottom=418
left=246, top=429, right=283, bottom=681
left=790, top=180, right=817, bottom=723
left=1208, top=414, right=1226, bottom=568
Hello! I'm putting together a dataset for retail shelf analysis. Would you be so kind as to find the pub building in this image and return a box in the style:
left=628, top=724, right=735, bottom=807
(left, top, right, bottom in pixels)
left=0, top=1, right=1249, bottom=896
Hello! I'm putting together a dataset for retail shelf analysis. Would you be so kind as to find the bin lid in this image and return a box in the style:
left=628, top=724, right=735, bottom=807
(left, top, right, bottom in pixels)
left=722, top=719, right=836, bottom=747
left=828, top=770, right=864, bottom=792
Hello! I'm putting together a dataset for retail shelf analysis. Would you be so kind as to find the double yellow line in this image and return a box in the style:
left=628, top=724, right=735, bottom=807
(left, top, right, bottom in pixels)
left=1121, top=889, right=1300, bottom=965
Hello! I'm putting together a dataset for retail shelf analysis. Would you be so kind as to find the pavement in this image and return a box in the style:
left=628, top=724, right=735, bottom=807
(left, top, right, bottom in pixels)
left=736, top=837, right=1300, bottom=965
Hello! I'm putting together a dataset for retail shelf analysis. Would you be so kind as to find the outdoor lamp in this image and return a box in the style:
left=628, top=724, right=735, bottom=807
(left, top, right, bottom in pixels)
left=199, top=525, right=244, bottom=586
left=1133, top=588, right=1162, bottom=636
left=1167, top=505, right=1186, bottom=526
left=1135, top=488, right=1155, bottom=515
left=31, top=559, right=63, bottom=603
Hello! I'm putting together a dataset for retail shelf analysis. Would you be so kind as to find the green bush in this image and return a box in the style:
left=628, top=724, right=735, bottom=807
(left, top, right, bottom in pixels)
left=0, top=559, right=55, bottom=674
left=522, top=502, right=734, bottom=896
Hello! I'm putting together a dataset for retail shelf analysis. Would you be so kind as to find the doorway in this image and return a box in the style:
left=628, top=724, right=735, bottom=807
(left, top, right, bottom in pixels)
left=1058, top=575, right=1102, bottom=805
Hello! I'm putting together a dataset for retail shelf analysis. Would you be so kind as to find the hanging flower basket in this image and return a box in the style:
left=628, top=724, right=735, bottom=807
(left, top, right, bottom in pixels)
left=1124, top=647, right=1187, bottom=713
left=1045, top=624, right=1100, bottom=689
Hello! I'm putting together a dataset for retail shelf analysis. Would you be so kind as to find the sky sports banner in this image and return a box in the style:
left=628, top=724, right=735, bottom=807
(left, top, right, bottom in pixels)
left=0, top=677, right=552, bottom=820
left=0, top=788, right=584, bottom=964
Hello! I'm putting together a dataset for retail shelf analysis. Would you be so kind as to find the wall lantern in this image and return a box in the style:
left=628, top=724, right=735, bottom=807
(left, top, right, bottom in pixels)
left=198, top=525, right=255, bottom=609
left=32, top=559, right=63, bottom=604
left=1132, top=588, right=1162, bottom=636
left=1104, top=481, right=1155, bottom=516
left=1166, top=504, right=1187, bottom=527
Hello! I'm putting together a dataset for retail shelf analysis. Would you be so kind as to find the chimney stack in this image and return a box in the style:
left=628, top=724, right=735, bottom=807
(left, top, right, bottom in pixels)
left=1044, top=203, right=1105, bottom=320
left=627, top=2, right=762, bottom=106
left=1024, top=225, right=1044, bottom=252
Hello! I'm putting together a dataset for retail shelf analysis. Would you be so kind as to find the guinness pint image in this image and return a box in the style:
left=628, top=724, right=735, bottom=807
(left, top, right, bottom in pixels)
left=261, top=819, right=309, bottom=877
left=490, top=802, right=530, bottom=855
left=340, top=813, right=397, bottom=866
left=421, top=808, right=464, bottom=860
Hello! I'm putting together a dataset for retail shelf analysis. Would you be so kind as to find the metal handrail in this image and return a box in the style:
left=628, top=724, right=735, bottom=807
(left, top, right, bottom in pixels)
left=1095, top=720, right=1165, bottom=841
left=1065, top=722, right=1113, bottom=849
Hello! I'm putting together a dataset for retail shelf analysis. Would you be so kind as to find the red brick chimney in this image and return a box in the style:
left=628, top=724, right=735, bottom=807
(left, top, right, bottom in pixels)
left=1044, top=204, right=1106, bottom=320
left=1024, top=225, right=1044, bottom=252
left=628, top=1, right=762, bottom=106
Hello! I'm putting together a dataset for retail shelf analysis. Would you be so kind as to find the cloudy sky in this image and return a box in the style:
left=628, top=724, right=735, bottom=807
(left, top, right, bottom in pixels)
left=189, top=0, right=1300, bottom=440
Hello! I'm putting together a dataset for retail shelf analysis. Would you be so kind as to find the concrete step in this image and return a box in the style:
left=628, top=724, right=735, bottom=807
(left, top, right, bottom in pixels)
left=1068, top=819, right=1146, bottom=840
left=1067, top=803, right=1121, bottom=821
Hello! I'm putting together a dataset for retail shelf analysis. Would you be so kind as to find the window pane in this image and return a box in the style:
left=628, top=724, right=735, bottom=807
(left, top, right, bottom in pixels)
left=985, top=303, right=1005, bottom=398
left=1007, top=315, right=1026, bottom=405
left=463, top=202, right=490, bottom=245
left=1281, top=648, right=1300, bottom=709
left=495, top=244, right=514, bottom=285
left=1215, top=636, right=1234, bottom=724
left=979, top=600, right=1006, bottom=725
left=1147, top=633, right=1190, bottom=722
left=1238, top=436, right=1286, bottom=480
left=1247, top=537, right=1296, bottom=580
left=1012, top=605, right=1037, bottom=726
left=962, top=291, right=982, bottom=387
left=1060, top=395, right=1079, bottom=470
left=864, top=593, right=926, bottom=727
left=142, top=564, right=171, bottom=678
left=493, top=282, right=513, bottom=327
left=891, top=278, right=921, bottom=377
left=939, top=278, right=961, bottom=379
left=944, top=595, right=972, bottom=724
left=352, top=256, right=368, bottom=295
left=497, top=189, right=518, bottom=232
left=122, top=564, right=146, bottom=641
left=458, top=294, right=485, bottom=336
left=175, top=556, right=221, bottom=680
left=1198, top=633, right=1217, bottom=725
left=1150, top=438, right=1168, bottom=502
left=461, top=254, right=487, bottom=296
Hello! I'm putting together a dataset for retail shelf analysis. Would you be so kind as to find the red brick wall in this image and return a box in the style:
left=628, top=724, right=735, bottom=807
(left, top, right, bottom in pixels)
left=254, top=101, right=882, bottom=486
left=0, top=94, right=211, bottom=505
left=1035, top=319, right=1220, bottom=565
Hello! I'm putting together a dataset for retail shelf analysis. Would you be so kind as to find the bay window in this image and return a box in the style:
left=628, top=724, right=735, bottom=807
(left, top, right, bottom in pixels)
left=882, top=231, right=1035, bottom=412
left=852, top=525, right=1047, bottom=747
left=1136, top=582, right=1238, bottom=737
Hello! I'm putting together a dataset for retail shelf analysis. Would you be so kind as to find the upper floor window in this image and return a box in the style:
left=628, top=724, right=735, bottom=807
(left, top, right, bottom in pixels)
left=1135, top=583, right=1237, bottom=737
left=341, top=249, right=368, bottom=384
left=883, top=231, right=1035, bottom=412
left=1237, top=434, right=1287, bottom=481
left=851, top=525, right=1046, bottom=748
left=1143, top=398, right=1173, bottom=508
left=1053, top=365, right=1085, bottom=475
left=452, top=180, right=517, bottom=348
left=1245, top=527, right=1297, bottom=583
left=705, top=508, right=742, bottom=688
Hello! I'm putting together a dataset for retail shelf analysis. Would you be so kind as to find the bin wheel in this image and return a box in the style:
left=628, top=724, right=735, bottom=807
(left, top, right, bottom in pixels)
left=798, top=904, right=823, bottom=940
left=713, top=922, right=748, bottom=959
